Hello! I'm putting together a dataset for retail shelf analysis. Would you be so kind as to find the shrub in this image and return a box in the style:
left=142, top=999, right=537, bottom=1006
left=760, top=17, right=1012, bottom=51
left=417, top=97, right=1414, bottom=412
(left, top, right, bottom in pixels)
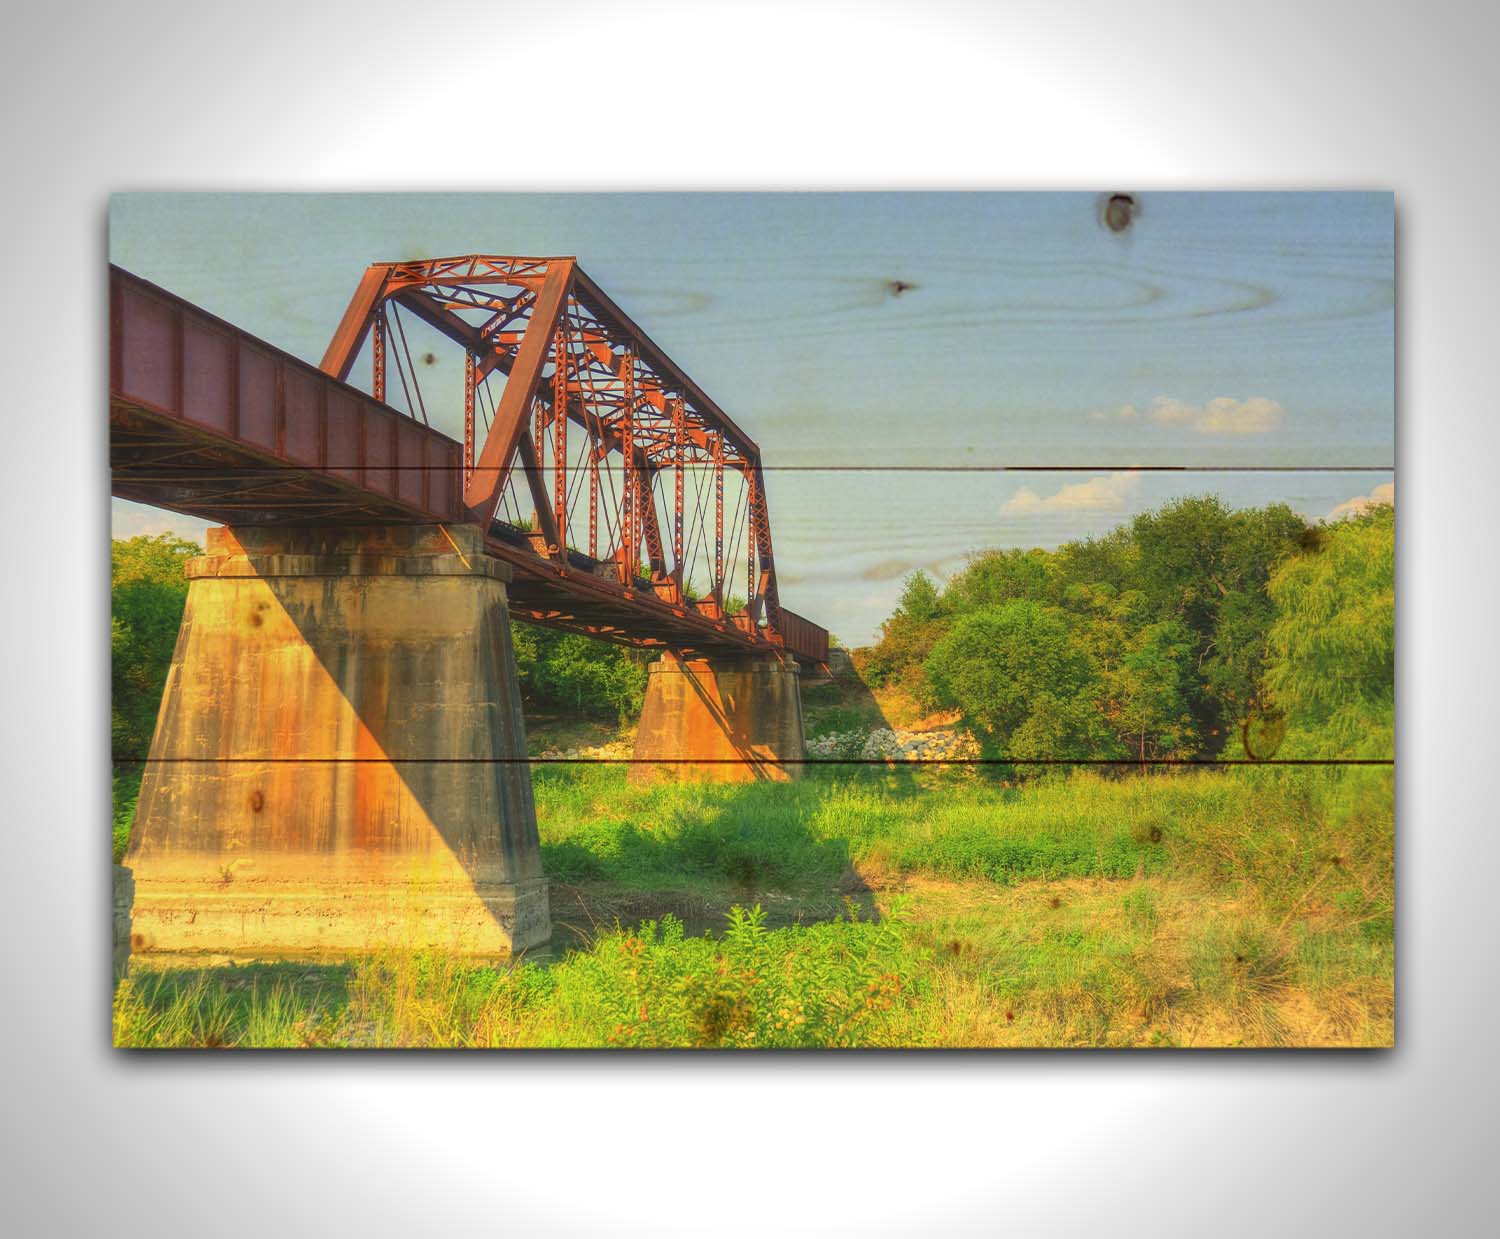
left=1263, top=505, right=1394, bottom=758
left=924, top=601, right=1119, bottom=760
left=511, top=622, right=648, bottom=723
left=111, top=534, right=199, bottom=758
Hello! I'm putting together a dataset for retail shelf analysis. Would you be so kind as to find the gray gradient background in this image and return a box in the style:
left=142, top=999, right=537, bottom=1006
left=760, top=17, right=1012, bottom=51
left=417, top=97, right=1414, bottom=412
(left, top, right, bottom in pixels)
left=0, top=1, right=1490, bottom=1235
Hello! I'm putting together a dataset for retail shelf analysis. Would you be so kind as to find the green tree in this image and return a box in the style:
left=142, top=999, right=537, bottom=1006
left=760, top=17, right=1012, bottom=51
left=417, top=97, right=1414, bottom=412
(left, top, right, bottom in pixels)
left=1205, top=503, right=1312, bottom=723
left=112, top=534, right=200, bottom=757
left=1052, top=526, right=1136, bottom=599
left=944, top=548, right=1056, bottom=611
left=1106, top=619, right=1200, bottom=762
left=1131, top=495, right=1241, bottom=637
left=511, top=622, right=648, bottom=723
left=854, top=496, right=1316, bottom=763
left=862, top=571, right=949, bottom=699
left=1262, top=505, right=1394, bottom=758
left=896, top=570, right=941, bottom=622
left=1130, top=497, right=1306, bottom=748
left=924, top=601, right=1119, bottom=760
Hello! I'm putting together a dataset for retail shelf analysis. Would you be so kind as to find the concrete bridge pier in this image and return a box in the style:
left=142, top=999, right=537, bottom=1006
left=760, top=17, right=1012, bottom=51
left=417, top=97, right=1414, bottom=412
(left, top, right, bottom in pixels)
left=629, top=651, right=807, bottom=782
left=124, top=524, right=549, bottom=960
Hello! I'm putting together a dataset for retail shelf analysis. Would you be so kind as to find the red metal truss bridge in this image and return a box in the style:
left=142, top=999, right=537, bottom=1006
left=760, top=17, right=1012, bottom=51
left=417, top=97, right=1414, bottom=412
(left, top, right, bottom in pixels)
left=109, top=257, right=829, bottom=667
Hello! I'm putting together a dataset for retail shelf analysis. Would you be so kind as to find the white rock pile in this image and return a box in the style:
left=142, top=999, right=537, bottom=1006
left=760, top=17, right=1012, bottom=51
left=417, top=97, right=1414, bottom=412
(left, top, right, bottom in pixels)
left=806, top=727, right=981, bottom=762
left=538, top=739, right=633, bottom=761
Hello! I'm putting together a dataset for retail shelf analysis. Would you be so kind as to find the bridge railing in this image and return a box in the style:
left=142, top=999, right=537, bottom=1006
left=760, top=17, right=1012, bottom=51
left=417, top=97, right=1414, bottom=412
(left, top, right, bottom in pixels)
left=774, top=608, right=829, bottom=666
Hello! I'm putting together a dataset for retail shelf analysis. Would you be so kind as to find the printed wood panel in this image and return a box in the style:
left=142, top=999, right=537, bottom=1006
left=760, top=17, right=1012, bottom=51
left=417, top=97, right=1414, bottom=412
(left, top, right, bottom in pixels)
left=110, top=193, right=1394, bottom=768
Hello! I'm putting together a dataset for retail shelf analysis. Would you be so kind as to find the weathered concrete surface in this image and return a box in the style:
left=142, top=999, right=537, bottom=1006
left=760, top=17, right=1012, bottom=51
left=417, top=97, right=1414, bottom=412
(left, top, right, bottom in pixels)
left=124, top=524, right=549, bottom=958
left=629, top=651, right=806, bottom=782
left=113, top=864, right=134, bottom=984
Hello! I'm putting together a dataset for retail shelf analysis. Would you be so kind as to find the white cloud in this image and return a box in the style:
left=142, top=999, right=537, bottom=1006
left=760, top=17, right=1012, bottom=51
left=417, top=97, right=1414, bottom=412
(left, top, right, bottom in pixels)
left=1327, top=481, right=1394, bottom=521
left=1001, top=470, right=1142, bottom=515
left=1147, top=395, right=1285, bottom=435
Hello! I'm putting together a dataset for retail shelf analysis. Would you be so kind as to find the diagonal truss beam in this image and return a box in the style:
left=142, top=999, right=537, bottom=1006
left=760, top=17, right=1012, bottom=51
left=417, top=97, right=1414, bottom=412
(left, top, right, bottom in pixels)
left=516, top=434, right=562, bottom=552
left=319, top=266, right=392, bottom=382
left=463, top=260, right=574, bottom=520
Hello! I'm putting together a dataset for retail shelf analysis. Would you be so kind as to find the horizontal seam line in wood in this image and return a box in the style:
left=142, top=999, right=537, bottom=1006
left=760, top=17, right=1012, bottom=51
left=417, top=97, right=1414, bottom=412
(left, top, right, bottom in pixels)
left=112, top=757, right=1395, bottom=766
left=111, top=464, right=1397, bottom=473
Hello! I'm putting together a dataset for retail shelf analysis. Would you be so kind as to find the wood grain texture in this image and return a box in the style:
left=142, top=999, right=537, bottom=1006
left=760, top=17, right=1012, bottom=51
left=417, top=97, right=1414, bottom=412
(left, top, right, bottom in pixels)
left=109, top=193, right=1395, bottom=763
left=109, top=193, right=1395, bottom=470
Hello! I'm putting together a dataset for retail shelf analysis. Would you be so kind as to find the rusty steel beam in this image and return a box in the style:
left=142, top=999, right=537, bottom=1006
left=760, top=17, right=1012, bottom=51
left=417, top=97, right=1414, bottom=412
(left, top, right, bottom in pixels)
left=110, top=263, right=830, bottom=667
left=618, top=352, right=637, bottom=584
left=463, top=350, right=476, bottom=489
left=392, top=288, right=510, bottom=359
left=464, top=260, right=574, bottom=520
left=568, top=265, right=761, bottom=460
left=320, top=266, right=391, bottom=382
left=515, top=434, right=561, bottom=554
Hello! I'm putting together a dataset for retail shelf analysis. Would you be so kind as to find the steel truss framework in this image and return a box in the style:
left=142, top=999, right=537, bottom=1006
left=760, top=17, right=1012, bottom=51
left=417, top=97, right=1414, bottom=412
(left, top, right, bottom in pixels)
left=109, top=260, right=828, bottom=666
left=320, top=256, right=798, bottom=645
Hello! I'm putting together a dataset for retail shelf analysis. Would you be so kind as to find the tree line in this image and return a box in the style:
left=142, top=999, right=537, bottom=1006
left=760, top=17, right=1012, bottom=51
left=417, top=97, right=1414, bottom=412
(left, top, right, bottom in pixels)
left=110, top=494, right=1393, bottom=766
left=860, top=496, right=1393, bottom=764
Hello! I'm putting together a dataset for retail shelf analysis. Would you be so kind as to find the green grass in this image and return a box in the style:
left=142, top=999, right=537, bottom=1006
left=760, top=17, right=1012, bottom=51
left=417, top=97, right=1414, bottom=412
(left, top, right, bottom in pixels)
left=532, top=763, right=1392, bottom=909
left=532, top=765, right=1169, bottom=889
left=115, top=904, right=926, bottom=1049
left=804, top=704, right=885, bottom=740
left=114, top=870, right=1394, bottom=1048
left=114, top=762, right=1394, bottom=1048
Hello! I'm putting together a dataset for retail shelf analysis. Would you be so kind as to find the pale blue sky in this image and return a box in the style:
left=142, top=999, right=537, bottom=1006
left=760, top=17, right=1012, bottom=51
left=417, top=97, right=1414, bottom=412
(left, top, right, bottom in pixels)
left=110, top=192, right=1394, bottom=644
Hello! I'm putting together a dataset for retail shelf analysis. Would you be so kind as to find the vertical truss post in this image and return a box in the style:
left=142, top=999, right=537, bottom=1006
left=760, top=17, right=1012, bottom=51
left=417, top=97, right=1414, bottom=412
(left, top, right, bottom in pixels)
left=748, top=461, right=779, bottom=630
left=372, top=310, right=386, bottom=405
left=588, top=427, right=599, bottom=560
left=714, top=436, right=725, bottom=604
left=533, top=396, right=545, bottom=521
left=552, top=327, right=568, bottom=557
left=463, top=350, right=475, bottom=489
left=619, top=352, right=636, bottom=586
left=747, top=467, right=757, bottom=624
left=672, top=396, right=685, bottom=591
